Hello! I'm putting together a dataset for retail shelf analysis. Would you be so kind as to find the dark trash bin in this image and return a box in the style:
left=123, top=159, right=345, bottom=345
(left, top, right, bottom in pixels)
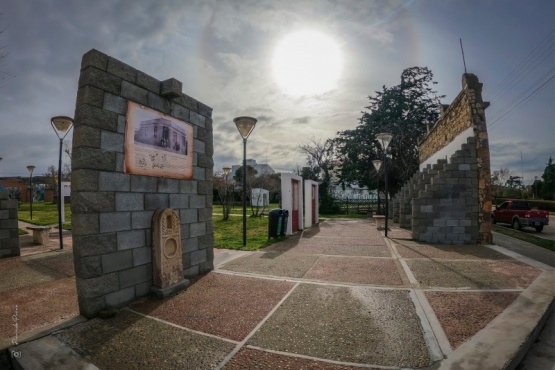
left=268, top=209, right=285, bottom=239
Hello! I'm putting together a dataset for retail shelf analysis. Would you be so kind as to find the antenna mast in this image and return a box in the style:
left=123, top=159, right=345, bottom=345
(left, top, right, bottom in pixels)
left=460, top=38, right=467, bottom=74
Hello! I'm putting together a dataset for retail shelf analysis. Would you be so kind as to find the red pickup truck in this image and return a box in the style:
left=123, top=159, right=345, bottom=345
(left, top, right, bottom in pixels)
left=491, top=200, right=550, bottom=232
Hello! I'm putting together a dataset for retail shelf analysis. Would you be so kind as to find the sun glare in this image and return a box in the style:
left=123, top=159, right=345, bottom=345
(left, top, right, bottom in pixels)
left=272, top=30, right=343, bottom=96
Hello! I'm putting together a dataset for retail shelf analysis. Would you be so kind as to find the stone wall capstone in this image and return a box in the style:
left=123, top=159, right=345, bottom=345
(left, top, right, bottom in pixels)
left=72, top=49, right=214, bottom=317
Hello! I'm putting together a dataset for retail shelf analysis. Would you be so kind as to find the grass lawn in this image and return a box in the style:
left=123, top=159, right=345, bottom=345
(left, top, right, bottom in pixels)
left=212, top=203, right=279, bottom=216
left=18, top=202, right=71, bottom=227
left=320, top=213, right=368, bottom=219
left=214, top=215, right=279, bottom=251
left=493, top=224, right=555, bottom=252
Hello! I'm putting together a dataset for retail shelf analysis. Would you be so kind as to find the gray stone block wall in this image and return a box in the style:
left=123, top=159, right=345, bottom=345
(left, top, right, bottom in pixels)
left=411, top=137, right=479, bottom=244
left=0, top=190, right=19, bottom=258
left=72, top=49, right=214, bottom=317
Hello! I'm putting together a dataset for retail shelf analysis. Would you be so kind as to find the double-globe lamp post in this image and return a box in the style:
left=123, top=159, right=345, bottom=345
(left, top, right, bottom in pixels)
left=233, top=117, right=257, bottom=247
left=375, top=133, right=393, bottom=237
left=51, top=116, right=74, bottom=250
left=26, top=165, right=36, bottom=220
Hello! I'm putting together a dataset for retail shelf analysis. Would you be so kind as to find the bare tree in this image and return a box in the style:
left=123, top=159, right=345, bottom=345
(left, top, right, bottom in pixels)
left=298, top=136, right=336, bottom=212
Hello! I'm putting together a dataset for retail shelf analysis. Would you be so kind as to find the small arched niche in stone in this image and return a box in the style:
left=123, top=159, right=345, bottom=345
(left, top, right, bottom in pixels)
left=151, top=208, right=189, bottom=298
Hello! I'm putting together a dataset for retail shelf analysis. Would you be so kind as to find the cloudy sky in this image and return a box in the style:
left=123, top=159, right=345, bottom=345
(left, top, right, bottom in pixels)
left=0, top=0, right=553, bottom=185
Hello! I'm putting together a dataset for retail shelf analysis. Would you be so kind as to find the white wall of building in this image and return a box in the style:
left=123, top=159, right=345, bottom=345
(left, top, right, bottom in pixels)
left=280, top=173, right=303, bottom=235
left=419, top=126, right=474, bottom=170
left=304, top=179, right=319, bottom=228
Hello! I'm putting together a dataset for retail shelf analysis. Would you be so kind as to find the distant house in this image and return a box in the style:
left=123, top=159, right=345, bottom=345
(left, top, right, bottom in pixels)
left=227, top=159, right=275, bottom=182
left=251, top=188, right=270, bottom=207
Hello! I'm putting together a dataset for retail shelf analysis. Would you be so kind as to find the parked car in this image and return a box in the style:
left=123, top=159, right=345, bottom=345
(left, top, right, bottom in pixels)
left=491, top=200, right=550, bottom=232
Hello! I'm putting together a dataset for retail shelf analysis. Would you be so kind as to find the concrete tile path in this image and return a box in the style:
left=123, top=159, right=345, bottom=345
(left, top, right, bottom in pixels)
left=2, top=218, right=554, bottom=369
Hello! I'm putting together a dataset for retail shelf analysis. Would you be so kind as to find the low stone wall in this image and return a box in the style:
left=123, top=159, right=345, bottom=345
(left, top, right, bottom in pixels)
left=72, top=49, right=214, bottom=317
left=0, top=189, right=19, bottom=258
left=411, top=138, right=479, bottom=244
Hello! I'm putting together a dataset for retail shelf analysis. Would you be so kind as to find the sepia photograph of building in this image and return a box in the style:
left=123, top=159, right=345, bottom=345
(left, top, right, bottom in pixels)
left=134, top=117, right=188, bottom=155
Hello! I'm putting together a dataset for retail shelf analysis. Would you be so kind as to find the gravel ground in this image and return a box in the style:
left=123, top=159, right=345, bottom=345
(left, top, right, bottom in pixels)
left=304, top=257, right=405, bottom=286
left=220, top=252, right=320, bottom=278
left=130, top=273, right=294, bottom=341
left=263, top=242, right=330, bottom=255
left=407, top=259, right=541, bottom=288
left=223, top=348, right=378, bottom=369
left=425, top=291, right=520, bottom=348
left=313, top=220, right=377, bottom=238
left=387, top=228, right=413, bottom=240
left=55, top=309, right=236, bottom=370
left=484, top=260, right=543, bottom=288
left=0, top=258, right=67, bottom=292
left=0, top=277, right=78, bottom=340
left=248, top=284, right=431, bottom=368
left=395, top=240, right=510, bottom=260
left=307, top=236, right=385, bottom=246
left=23, top=251, right=75, bottom=277
left=325, top=244, right=391, bottom=257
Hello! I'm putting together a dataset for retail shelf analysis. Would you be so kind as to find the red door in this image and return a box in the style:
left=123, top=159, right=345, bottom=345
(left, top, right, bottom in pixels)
left=292, top=179, right=299, bottom=232
left=312, top=185, right=317, bottom=224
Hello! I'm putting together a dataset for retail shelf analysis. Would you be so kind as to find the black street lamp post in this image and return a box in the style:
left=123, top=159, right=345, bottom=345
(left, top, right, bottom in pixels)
left=376, top=133, right=393, bottom=237
left=223, top=167, right=231, bottom=220
left=234, top=117, right=257, bottom=247
left=51, top=116, right=74, bottom=250
left=27, top=165, right=35, bottom=220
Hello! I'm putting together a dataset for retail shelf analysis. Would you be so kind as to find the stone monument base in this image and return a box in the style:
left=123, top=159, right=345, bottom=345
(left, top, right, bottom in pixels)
left=150, top=279, right=190, bottom=299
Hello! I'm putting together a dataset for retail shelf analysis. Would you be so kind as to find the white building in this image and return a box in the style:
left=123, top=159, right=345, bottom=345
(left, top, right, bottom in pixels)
left=227, top=159, right=275, bottom=182
left=330, top=183, right=377, bottom=199
left=251, top=188, right=270, bottom=207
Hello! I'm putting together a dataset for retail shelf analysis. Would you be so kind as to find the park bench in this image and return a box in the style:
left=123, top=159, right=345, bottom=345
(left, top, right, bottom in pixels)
left=26, top=226, right=52, bottom=245
left=372, top=215, right=385, bottom=229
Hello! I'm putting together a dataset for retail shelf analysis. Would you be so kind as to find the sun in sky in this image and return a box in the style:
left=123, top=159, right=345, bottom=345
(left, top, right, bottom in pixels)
left=272, top=30, right=343, bottom=96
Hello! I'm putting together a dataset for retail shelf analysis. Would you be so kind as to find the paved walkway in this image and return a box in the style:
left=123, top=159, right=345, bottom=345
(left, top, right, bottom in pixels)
left=1, top=219, right=554, bottom=369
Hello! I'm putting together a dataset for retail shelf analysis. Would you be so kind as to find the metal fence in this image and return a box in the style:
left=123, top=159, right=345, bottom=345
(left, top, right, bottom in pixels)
left=330, top=193, right=380, bottom=214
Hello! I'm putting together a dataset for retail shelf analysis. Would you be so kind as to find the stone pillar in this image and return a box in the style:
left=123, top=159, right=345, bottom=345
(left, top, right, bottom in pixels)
left=463, top=74, right=492, bottom=244
left=0, top=190, right=19, bottom=258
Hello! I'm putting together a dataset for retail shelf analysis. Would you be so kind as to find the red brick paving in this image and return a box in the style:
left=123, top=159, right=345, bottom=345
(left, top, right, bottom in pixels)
left=425, top=291, right=520, bottom=349
left=0, top=277, right=78, bottom=340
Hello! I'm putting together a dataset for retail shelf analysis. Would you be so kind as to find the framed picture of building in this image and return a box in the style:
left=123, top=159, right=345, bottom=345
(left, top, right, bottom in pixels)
left=124, top=102, right=194, bottom=179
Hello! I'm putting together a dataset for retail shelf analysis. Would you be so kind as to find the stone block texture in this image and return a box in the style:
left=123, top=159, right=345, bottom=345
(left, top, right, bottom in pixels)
left=396, top=74, right=492, bottom=245
left=72, top=49, right=214, bottom=317
left=0, top=190, right=20, bottom=258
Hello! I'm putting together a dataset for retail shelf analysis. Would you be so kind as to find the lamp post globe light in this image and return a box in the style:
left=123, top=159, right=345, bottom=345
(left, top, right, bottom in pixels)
left=372, top=159, right=382, bottom=215
left=375, top=133, right=393, bottom=237
left=233, top=116, right=257, bottom=247
left=51, top=116, right=74, bottom=250
left=26, top=165, right=36, bottom=220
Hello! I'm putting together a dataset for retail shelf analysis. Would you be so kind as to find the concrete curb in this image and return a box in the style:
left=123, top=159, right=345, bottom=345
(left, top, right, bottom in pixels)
left=1, top=316, right=87, bottom=370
